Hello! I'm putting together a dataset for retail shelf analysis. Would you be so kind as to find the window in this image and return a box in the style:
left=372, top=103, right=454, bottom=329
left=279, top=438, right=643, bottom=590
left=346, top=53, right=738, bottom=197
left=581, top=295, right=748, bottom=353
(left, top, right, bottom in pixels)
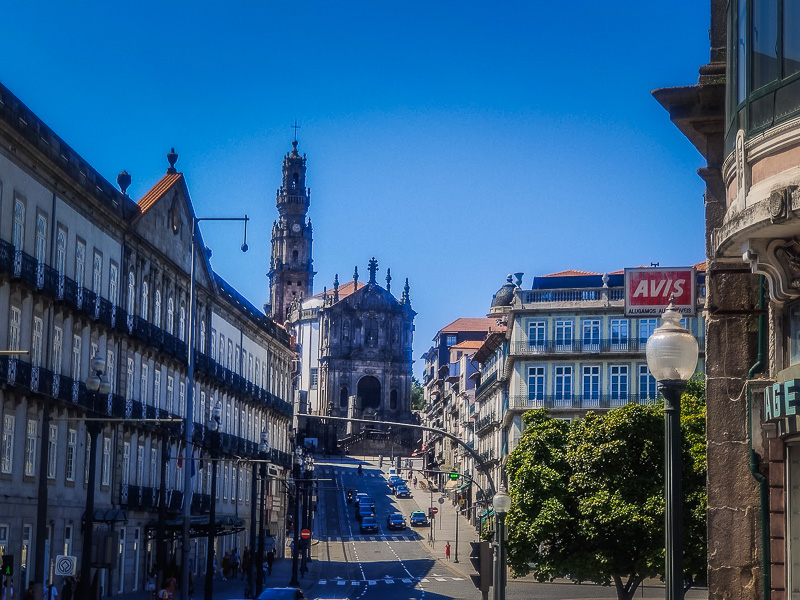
left=56, top=227, right=67, bottom=276
left=255, top=358, right=261, bottom=388
left=32, top=317, right=43, bottom=367
left=122, top=441, right=130, bottom=486
left=9, top=307, right=20, bottom=351
left=581, top=320, right=600, bottom=351
left=65, top=428, right=77, bottom=482
left=154, top=370, right=162, bottom=409
left=127, top=272, right=135, bottom=315
left=1, top=414, right=14, bottom=474
left=167, top=376, right=174, bottom=412
left=75, top=239, right=86, bottom=287
left=52, top=326, right=63, bottom=374
left=582, top=365, right=601, bottom=404
left=638, top=364, right=657, bottom=401
left=136, top=445, right=143, bottom=486
left=101, top=437, right=111, bottom=486
left=154, top=290, right=162, bottom=327
left=310, top=368, right=318, bottom=389
left=24, top=419, right=36, bottom=477
left=527, top=321, right=546, bottom=348
left=554, top=365, right=573, bottom=405
left=609, top=365, right=629, bottom=406
left=179, top=301, right=186, bottom=340
left=167, top=297, right=174, bottom=334
left=106, top=349, right=115, bottom=393
left=527, top=366, right=545, bottom=402
left=150, top=448, right=158, bottom=488
left=610, top=319, right=629, bottom=350
left=223, top=463, right=228, bottom=500
left=71, top=334, right=81, bottom=382
left=109, top=263, right=119, bottom=305
left=228, top=341, right=233, bottom=370
left=219, top=335, right=225, bottom=366
left=235, top=346, right=241, bottom=373
left=12, top=199, right=24, bottom=250
left=211, top=329, right=216, bottom=360
left=35, top=213, right=47, bottom=264
left=446, top=334, right=457, bottom=347
left=141, top=363, right=149, bottom=404
left=199, top=391, right=206, bottom=424
left=92, top=251, right=102, bottom=293
left=126, top=358, right=134, bottom=401
left=216, top=464, right=221, bottom=500
left=47, top=424, right=57, bottom=479
left=639, top=319, right=658, bottom=344
left=200, top=321, right=206, bottom=354
left=179, top=382, right=186, bottom=417
left=141, top=280, right=148, bottom=319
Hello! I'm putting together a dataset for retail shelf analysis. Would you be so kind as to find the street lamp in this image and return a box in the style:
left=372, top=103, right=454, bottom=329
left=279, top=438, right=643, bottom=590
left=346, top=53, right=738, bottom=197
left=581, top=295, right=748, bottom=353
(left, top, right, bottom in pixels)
left=289, top=448, right=303, bottom=586
left=81, top=356, right=112, bottom=600
left=204, top=403, right=221, bottom=600
left=256, top=430, right=270, bottom=597
left=645, top=298, right=698, bottom=600
left=492, top=486, right=511, bottom=600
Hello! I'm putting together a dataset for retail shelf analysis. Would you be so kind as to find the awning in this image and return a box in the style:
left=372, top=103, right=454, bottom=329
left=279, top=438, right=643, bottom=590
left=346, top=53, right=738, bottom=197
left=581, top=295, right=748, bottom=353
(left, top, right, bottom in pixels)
left=83, top=509, right=128, bottom=523
left=151, top=515, right=246, bottom=540
left=479, top=509, right=495, bottom=518
left=457, top=482, right=470, bottom=491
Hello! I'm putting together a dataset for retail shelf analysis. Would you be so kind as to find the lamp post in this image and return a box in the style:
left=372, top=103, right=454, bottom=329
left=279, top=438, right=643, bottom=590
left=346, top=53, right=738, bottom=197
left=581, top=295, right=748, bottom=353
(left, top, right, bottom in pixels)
left=204, top=403, right=221, bottom=600
left=492, top=487, right=511, bottom=600
left=256, top=430, right=269, bottom=597
left=81, top=356, right=112, bottom=600
left=645, top=298, right=699, bottom=600
left=289, top=448, right=303, bottom=586
left=183, top=215, right=249, bottom=600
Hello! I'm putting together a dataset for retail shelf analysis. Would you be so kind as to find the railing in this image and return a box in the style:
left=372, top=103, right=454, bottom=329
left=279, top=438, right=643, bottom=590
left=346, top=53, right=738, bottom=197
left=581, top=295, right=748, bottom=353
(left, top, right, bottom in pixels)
left=512, top=338, right=647, bottom=355
left=475, top=371, right=497, bottom=398
left=508, top=394, right=661, bottom=411
left=517, top=287, right=620, bottom=304
left=474, top=411, right=496, bottom=433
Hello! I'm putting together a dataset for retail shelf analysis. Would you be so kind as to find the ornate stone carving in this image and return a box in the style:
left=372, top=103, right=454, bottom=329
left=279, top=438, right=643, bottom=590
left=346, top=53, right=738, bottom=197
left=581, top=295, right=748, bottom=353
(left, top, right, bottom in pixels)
left=769, top=186, right=795, bottom=223
left=743, top=238, right=800, bottom=302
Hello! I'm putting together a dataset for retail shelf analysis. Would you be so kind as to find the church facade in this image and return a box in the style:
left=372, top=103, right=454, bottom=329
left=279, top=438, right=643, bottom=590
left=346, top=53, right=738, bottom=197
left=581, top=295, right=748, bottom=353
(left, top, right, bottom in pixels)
left=266, top=140, right=416, bottom=447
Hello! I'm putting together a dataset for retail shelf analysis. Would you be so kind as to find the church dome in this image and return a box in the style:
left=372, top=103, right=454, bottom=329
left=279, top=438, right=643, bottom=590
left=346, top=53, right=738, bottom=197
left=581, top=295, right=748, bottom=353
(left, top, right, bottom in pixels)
left=490, top=275, right=517, bottom=310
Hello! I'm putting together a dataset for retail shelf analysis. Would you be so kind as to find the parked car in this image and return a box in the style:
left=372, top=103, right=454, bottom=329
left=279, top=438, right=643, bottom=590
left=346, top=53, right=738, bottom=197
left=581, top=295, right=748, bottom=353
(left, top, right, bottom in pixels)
left=409, top=510, right=429, bottom=526
left=386, top=513, right=406, bottom=530
left=395, top=485, right=412, bottom=498
left=356, top=504, right=374, bottom=521
left=360, top=515, right=380, bottom=534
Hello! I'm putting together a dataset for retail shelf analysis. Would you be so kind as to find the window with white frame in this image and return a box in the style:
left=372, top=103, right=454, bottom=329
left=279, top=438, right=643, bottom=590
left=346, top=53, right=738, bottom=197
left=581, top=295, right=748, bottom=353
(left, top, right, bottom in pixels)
left=228, top=341, right=233, bottom=371
left=179, top=301, right=186, bottom=340
left=101, top=437, right=111, bottom=486
left=639, top=319, right=658, bottom=343
left=127, top=272, right=135, bottom=315
left=179, top=381, right=186, bottom=417
left=92, top=251, right=102, bottom=293
left=245, top=470, right=250, bottom=504
left=109, top=262, right=119, bottom=305
left=122, top=441, right=130, bottom=486
left=65, top=428, right=77, bottom=482
left=527, top=321, right=546, bottom=348
left=609, top=365, right=629, bottom=405
left=216, top=464, right=221, bottom=500
left=24, top=419, right=36, bottom=477
left=211, top=329, right=216, bottom=359
left=610, top=319, right=629, bottom=350
left=150, top=448, right=158, bottom=488
left=235, top=346, right=241, bottom=374
left=75, top=239, right=86, bottom=287
left=223, top=463, right=228, bottom=500
left=255, top=358, right=261, bottom=388
left=310, top=368, right=318, bottom=389
left=56, top=226, right=67, bottom=276
left=32, top=317, right=43, bottom=367
left=47, top=424, right=58, bottom=479
left=141, top=280, right=148, bottom=319
left=9, top=306, right=21, bottom=351
left=35, top=213, right=47, bottom=264
left=446, top=334, right=457, bottom=347
left=90, top=342, right=98, bottom=362
left=154, top=370, right=161, bottom=409
left=52, top=326, right=63, bottom=375
left=200, top=321, right=206, bottom=354
left=554, top=365, right=573, bottom=403
left=219, top=335, right=225, bottom=366
left=167, top=376, right=174, bottom=412
left=107, top=349, right=115, bottom=393
left=527, top=365, right=545, bottom=401
left=167, top=297, right=174, bottom=334
left=581, top=320, right=601, bottom=350
left=126, top=358, right=135, bottom=401
left=141, top=363, right=149, bottom=404
left=135, top=445, right=143, bottom=486
left=554, top=320, right=573, bottom=350
left=154, top=290, right=162, bottom=327
left=1, top=414, right=15, bottom=474
left=638, top=364, right=657, bottom=401
left=199, top=391, right=206, bottom=424
left=582, top=365, right=601, bottom=403
left=12, top=198, right=24, bottom=250
left=71, top=335, right=81, bottom=381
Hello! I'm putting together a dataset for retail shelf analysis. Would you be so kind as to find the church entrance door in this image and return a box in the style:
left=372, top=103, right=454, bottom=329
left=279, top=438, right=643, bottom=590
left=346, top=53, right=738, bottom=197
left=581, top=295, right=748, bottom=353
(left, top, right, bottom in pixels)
left=357, top=376, right=381, bottom=411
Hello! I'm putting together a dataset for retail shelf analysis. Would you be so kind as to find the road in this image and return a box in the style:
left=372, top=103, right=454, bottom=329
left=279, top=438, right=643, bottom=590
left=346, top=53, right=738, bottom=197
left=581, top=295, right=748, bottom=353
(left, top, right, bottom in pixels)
left=302, top=458, right=708, bottom=600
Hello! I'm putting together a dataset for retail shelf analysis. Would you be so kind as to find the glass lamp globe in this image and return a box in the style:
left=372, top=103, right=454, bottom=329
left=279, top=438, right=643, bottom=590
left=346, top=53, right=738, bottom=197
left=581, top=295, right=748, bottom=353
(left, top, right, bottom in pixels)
left=646, top=300, right=699, bottom=383
left=98, top=376, right=112, bottom=395
left=90, top=355, right=106, bottom=375
left=493, top=487, right=512, bottom=514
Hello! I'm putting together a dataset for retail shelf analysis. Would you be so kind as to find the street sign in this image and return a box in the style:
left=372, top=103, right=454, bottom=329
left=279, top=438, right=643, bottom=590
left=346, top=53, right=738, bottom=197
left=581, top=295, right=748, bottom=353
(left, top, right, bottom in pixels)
left=55, top=555, right=77, bottom=576
left=624, top=267, right=697, bottom=316
left=438, top=497, right=445, bottom=505
left=431, top=507, right=439, bottom=515
left=300, top=529, right=311, bottom=540
left=1, top=554, right=13, bottom=576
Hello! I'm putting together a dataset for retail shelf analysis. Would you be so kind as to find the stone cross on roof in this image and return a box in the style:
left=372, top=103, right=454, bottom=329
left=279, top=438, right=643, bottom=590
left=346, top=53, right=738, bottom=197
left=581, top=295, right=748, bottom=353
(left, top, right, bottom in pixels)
left=368, top=257, right=379, bottom=284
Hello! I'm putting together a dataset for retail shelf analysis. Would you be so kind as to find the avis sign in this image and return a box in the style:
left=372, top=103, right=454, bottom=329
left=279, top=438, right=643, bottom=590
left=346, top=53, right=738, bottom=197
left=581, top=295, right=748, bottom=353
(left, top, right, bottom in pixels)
left=624, top=267, right=697, bottom=317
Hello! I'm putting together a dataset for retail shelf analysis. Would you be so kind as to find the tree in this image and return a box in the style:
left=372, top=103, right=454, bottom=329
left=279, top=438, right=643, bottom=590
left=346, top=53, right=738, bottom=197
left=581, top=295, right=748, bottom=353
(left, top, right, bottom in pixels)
left=411, top=376, right=425, bottom=411
left=505, top=382, right=706, bottom=600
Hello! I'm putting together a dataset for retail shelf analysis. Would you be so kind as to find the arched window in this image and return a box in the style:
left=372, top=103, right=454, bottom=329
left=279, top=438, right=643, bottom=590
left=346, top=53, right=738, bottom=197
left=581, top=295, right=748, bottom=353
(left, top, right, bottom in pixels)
left=200, top=321, right=206, bottom=353
left=292, top=250, right=299, bottom=262
left=340, top=386, right=348, bottom=408
left=154, top=290, right=162, bottom=327
left=167, top=297, right=174, bottom=334
left=390, top=389, right=398, bottom=410
left=179, top=301, right=186, bottom=340
left=141, top=280, right=149, bottom=319
left=127, top=271, right=135, bottom=315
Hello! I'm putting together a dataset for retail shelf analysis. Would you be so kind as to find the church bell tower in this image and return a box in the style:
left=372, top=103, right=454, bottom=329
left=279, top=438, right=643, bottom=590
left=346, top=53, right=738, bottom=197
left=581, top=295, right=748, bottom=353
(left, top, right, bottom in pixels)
left=268, top=139, right=315, bottom=321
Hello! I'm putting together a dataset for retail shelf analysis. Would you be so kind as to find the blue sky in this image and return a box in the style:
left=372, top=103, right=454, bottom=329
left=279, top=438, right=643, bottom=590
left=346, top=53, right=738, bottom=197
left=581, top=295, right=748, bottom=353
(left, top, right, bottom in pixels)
left=0, top=2, right=710, bottom=375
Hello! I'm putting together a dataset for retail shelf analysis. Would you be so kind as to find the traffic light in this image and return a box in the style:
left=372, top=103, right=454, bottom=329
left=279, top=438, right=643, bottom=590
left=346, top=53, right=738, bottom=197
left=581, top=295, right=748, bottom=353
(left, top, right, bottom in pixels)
left=450, top=471, right=459, bottom=480
left=1, top=554, right=13, bottom=576
left=468, top=541, right=492, bottom=596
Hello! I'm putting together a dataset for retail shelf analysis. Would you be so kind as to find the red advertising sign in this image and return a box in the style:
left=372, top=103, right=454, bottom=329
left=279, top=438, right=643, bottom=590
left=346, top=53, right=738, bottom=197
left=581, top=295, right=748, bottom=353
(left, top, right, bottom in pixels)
left=624, top=267, right=697, bottom=317
left=300, top=529, right=311, bottom=540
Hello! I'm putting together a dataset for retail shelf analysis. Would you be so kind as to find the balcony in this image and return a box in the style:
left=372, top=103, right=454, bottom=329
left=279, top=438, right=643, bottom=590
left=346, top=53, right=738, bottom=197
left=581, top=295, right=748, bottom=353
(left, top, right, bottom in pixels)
left=511, top=338, right=650, bottom=356
left=508, top=394, right=661, bottom=411
left=517, top=287, right=624, bottom=305
left=474, top=411, right=496, bottom=434
left=475, top=371, right=497, bottom=398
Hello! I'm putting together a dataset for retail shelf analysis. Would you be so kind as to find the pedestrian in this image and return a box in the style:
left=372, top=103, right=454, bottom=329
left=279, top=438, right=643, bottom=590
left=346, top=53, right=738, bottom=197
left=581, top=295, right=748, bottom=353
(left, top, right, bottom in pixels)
left=222, top=551, right=230, bottom=580
left=146, top=570, right=157, bottom=600
left=45, top=580, right=58, bottom=600
left=61, top=577, right=74, bottom=600
left=266, top=549, right=274, bottom=575
left=445, top=542, right=451, bottom=561
left=22, top=583, right=33, bottom=600
left=230, top=548, right=239, bottom=580
left=2, top=576, right=14, bottom=600
left=413, top=476, right=417, bottom=488
left=241, top=547, right=251, bottom=581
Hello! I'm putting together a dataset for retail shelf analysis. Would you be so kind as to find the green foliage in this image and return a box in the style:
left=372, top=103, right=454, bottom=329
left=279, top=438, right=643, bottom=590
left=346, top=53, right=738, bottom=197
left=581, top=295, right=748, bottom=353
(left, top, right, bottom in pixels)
left=505, top=382, right=707, bottom=600
left=411, top=376, right=425, bottom=411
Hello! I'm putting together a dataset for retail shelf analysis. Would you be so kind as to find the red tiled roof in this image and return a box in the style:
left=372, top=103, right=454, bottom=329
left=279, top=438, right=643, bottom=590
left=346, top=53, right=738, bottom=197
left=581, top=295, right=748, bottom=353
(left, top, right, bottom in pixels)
left=439, top=317, right=496, bottom=334
left=451, top=340, right=484, bottom=350
left=542, top=269, right=600, bottom=277
left=313, top=280, right=366, bottom=300
left=137, top=172, right=183, bottom=214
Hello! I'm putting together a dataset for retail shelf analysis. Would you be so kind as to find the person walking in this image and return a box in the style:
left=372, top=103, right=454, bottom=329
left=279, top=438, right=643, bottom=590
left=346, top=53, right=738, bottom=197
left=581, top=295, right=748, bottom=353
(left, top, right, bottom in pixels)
left=60, top=577, right=74, bottom=600
left=266, top=549, right=274, bottom=576
left=146, top=570, right=157, bottom=600
left=22, top=583, right=33, bottom=600
left=445, top=542, right=451, bottom=561
left=45, top=580, right=58, bottom=600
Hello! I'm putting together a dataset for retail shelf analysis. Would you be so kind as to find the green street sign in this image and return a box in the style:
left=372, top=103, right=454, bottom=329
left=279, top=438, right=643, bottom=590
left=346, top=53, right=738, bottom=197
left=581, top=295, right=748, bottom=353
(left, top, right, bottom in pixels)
left=450, top=472, right=459, bottom=480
